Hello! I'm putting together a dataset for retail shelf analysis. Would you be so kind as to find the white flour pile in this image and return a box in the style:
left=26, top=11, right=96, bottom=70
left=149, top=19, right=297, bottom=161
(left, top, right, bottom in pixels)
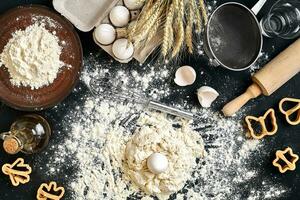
left=36, top=50, right=288, bottom=200
left=0, top=22, right=63, bottom=89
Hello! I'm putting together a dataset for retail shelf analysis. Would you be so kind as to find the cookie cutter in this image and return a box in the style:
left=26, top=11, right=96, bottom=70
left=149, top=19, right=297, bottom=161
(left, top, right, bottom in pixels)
left=279, top=97, right=300, bottom=126
left=273, top=147, right=299, bottom=173
left=37, top=181, right=65, bottom=200
left=245, top=108, right=278, bottom=139
left=2, top=158, right=32, bottom=186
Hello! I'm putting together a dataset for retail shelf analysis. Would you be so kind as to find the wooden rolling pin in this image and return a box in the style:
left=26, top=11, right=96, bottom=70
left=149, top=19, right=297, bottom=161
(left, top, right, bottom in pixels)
left=222, top=38, right=300, bottom=116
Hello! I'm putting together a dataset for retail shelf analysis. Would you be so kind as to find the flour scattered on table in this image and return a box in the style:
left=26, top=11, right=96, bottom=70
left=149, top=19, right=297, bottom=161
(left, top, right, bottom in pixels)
left=36, top=52, right=287, bottom=200
left=0, top=22, right=65, bottom=89
left=249, top=51, right=270, bottom=75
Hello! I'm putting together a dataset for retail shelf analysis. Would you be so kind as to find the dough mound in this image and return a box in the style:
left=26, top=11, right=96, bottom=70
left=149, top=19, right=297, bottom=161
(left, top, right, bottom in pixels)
left=124, top=113, right=205, bottom=199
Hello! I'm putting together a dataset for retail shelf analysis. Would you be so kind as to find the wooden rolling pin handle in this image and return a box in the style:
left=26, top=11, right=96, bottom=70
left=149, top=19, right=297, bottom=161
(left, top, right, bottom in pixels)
left=222, top=83, right=262, bottom=116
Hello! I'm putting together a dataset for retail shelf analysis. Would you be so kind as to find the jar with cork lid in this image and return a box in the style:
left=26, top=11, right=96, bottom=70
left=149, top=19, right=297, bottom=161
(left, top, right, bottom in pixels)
left=0, top=114, right=51, bottom=154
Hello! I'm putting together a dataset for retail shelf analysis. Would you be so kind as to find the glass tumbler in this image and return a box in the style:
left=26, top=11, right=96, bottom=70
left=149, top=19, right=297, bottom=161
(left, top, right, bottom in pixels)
left=260, top=0, right=300, bottom=39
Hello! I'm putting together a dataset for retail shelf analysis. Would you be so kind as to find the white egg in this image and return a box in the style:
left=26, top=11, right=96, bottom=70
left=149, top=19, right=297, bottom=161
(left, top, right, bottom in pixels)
left=124, top=0, right=144, bottom=10
left=109, top=6, right=130, bottom=27
left=197, top=86, right=219, bottom=108
left=174, top=65, right=196, bottom=86
left=94, top=24, right=116, bottom=45
left=112, top=38, right=134, bottom=60
left=147, top=153, right=169, bottom=174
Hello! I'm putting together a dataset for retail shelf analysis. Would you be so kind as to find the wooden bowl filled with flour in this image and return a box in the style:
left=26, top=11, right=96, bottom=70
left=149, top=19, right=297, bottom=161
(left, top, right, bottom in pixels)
left=0, top=5, right=82, bottom=111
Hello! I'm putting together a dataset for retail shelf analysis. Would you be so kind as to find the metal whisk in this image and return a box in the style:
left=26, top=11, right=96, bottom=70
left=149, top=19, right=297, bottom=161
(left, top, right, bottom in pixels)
left=89, top=77, right=194, bottom=120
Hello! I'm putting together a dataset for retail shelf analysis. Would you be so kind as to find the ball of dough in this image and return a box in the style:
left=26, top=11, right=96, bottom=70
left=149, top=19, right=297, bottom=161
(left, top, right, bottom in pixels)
left=112, top=38, right=134, bottom=60
left=124, top=0, right=144, bottom=10
left=94, top=24, right=116, bottom=45
left=109, top=6, right=130, bottom=27
left=147, top=153, right=169, bottom=174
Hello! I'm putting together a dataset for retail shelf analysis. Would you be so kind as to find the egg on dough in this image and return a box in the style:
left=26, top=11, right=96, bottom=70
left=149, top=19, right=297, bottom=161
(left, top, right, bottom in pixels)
left=109, top=6, right=130, bottom=27
left=147, top=152, right=169, bottom=174
left=94, top=24, right=116, bottom=45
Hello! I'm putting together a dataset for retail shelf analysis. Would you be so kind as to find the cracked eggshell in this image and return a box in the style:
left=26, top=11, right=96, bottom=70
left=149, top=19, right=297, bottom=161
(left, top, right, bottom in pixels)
left=174, top=66, right=196, bottom=86
left=197, top=86, right=219, bottom=108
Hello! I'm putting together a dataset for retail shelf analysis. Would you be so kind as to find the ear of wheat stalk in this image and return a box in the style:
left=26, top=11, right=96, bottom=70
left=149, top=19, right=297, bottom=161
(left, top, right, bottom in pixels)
left=129, top=0, right=208, bottom=60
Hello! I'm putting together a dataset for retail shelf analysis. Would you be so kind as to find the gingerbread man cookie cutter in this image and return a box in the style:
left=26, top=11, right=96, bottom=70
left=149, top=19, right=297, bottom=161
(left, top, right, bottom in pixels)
left=245, top=108, right=278, bottom=139
left=279, top=97, right=300, bottom=126
left=37, top=181, right=65, bottom=200
left=2, top=158, right=32, bottom=186
left=273, top=147, right=299, bottom=173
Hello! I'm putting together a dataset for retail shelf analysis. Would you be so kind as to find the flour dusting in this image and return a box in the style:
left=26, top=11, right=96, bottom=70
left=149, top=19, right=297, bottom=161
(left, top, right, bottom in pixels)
left=33, top=50, right=288, bottom=200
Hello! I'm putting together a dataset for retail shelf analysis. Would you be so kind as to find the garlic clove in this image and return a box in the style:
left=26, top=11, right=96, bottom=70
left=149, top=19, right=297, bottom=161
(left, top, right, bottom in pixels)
left=197, top=86, right=219, bottom=108
left=174, top=65, right=196, bottom=86
left=109, top=6, right=130, bottom=27
left=94, top=24, right=116, bottom=45
left=112, top=39, right=134, bottom=60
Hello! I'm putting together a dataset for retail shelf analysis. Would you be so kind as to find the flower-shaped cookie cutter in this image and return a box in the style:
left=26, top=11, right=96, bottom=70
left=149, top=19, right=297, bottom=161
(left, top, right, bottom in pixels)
left=279, top=97, right=300, bottom=126
left=245, top=108, right=278, bottom=139
left=273, top=147, right=299, bottom=173
left=37, top=181, right=65, bottom=200
left=2, top=158, right=32, bottom=186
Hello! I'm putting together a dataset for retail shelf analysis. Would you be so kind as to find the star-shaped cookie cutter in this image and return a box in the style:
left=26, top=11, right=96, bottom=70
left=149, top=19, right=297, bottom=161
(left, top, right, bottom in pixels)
left=37, top=181, right=65, bottom=200
left=273, top=147, right=299, bottom=173
left=279, top=97, right=300, bottom=126
left=245, top=108, right=278, bottom=139
left=2, top=158, right=32, bottom=186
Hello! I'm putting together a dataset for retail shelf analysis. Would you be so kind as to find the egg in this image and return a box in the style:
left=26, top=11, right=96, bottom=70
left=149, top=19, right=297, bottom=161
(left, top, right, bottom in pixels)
left=124, top=0, right=144, bottom=10
left=109, top=6, right=130, bottom=27
left=174, top=65, right=196, bottom=86
left=197, top=86, right=219, bottom=108
left=112, top=38, right=134, bottom=60
left=94, top=24, right=116, bottom=45
left=147, top=153, right=169, bottom=174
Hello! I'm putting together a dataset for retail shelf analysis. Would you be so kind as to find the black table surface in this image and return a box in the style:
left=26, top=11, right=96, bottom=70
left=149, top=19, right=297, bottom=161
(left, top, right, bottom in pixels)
left=0, top=0, right=299, bottom=200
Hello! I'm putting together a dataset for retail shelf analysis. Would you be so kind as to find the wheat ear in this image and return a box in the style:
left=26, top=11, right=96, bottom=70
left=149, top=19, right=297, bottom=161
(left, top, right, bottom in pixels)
left=145, top=18, right=161, bottom=44
left=192, top=0, right=202, bottom=33
left=162, top=2, right=175, bottom=57
left=199, top=0, right=208, bottom=25
left=186, top=1, right=194, bottom=54
left=128, top=0, right=154, bottom=43
left=171, top=0, right=184, bottom=57
left=134, top=1, right=163, bottom=46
